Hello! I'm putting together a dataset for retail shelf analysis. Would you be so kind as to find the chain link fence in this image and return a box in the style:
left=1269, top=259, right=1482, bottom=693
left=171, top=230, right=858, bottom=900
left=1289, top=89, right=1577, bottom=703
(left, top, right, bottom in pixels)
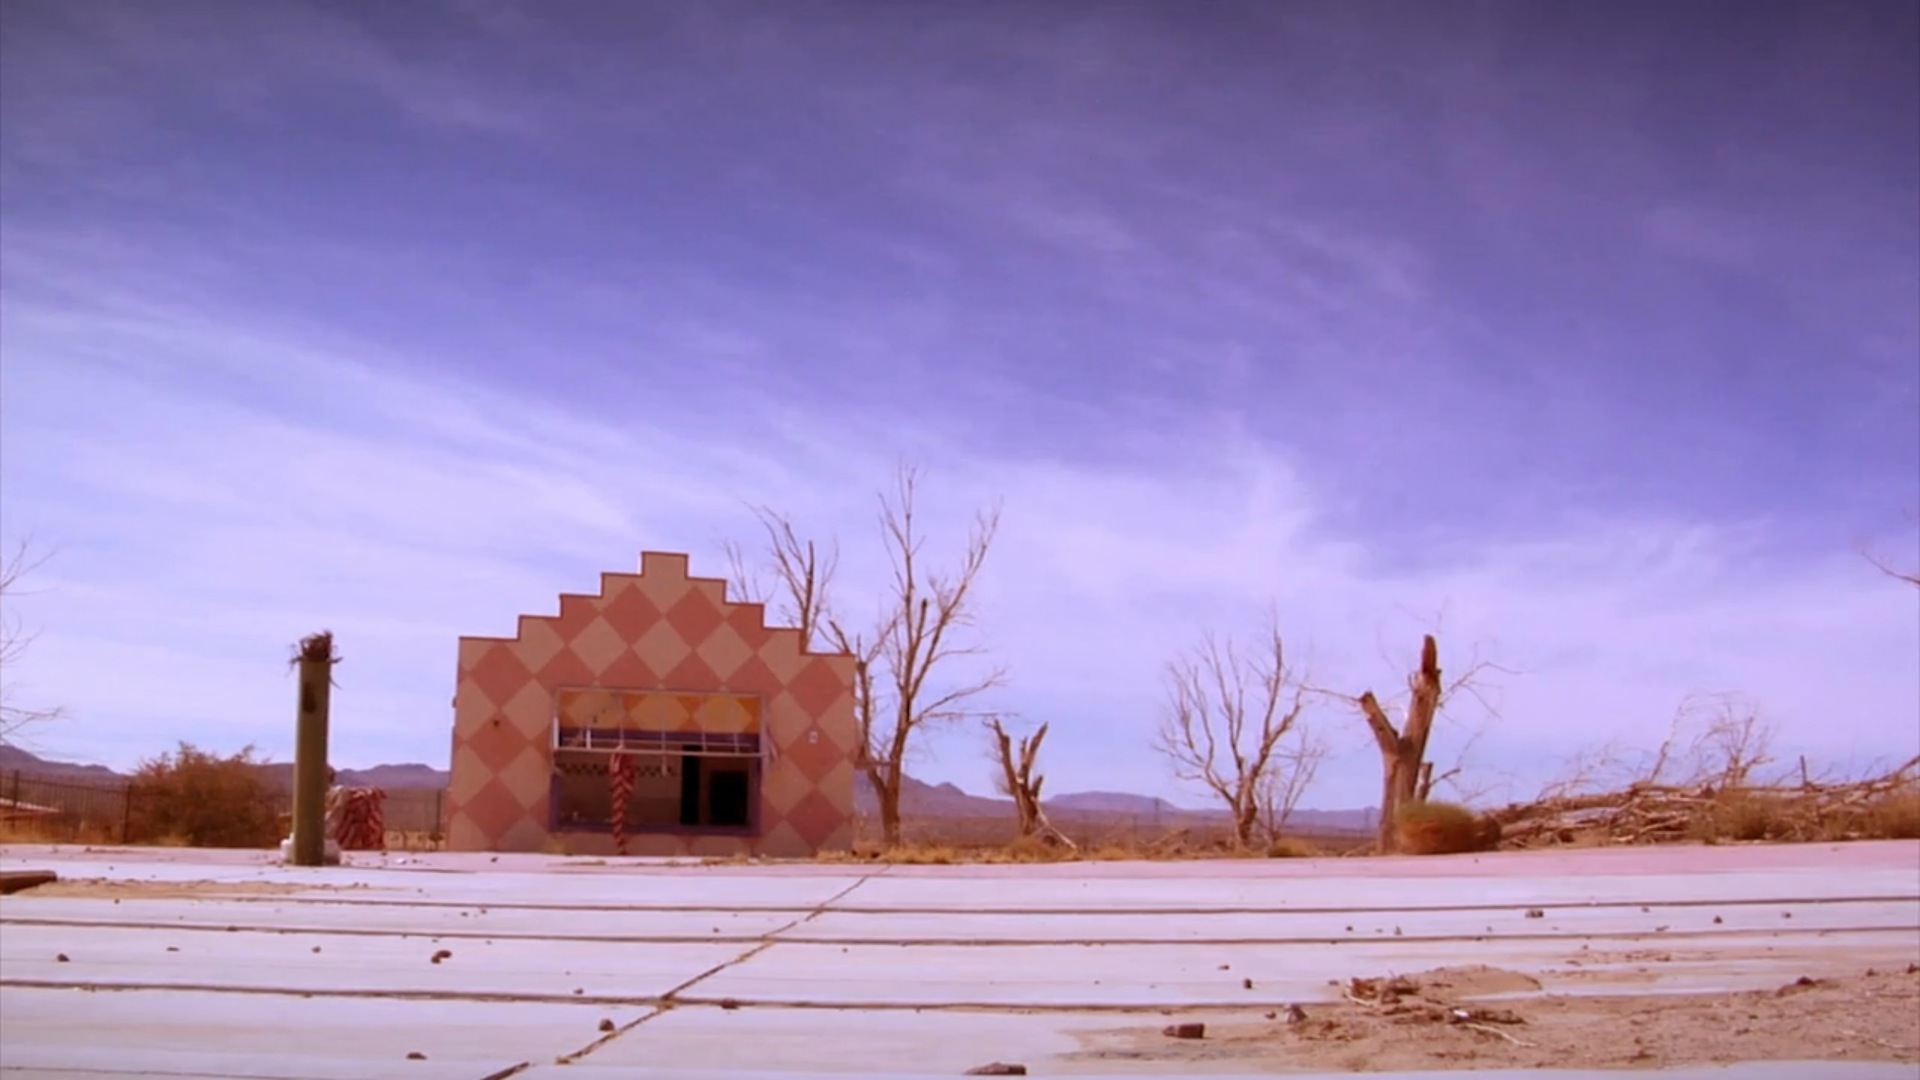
left=0, top=769, right=445, bottom=848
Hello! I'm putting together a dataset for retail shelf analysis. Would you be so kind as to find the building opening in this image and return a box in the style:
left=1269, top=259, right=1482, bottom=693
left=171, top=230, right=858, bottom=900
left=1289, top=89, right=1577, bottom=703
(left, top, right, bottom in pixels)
left=549, top=689, right=763, bottom=837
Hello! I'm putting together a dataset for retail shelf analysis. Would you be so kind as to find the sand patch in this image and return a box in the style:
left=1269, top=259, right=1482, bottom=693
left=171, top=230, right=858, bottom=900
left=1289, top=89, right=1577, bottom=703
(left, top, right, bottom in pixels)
left=1068, top=966, right=1920, bottom=1072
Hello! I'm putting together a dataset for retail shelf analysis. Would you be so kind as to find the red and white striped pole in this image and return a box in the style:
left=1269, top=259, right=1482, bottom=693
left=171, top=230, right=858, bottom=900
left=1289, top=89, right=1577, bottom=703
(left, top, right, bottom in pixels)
left=609, top=753, right=635, bottom=855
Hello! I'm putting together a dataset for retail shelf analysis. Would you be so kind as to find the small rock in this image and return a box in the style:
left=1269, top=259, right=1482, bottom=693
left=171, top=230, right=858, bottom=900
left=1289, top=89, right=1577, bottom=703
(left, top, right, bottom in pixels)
left=406, top=1051, right=426, bottom=1060
left=312, top=946, right=322, bottom=953
left=1907, top=963, right=1919, bottom=975
left=1217, top=963, right=1230, bottom=970
left=1162, top=1022, right=1206, bottom=1040
left=598, top=1019, right=615, bottom=1033
left=430, top=949, right=452, bottom=964
left=1242, top=977, right=1254, bottom=990
left=1283, top=1004, right=1309, bottom=1025
left=1712, top=916, right=1723, bottom=924
left=1781, top=911, right=1792, bottom=919
left=963, top=1064, right=1028, bottom=1076
left=572, top=988, right=584, bottom=996
left=1263, top=1010, right=1277, bottom=1020
left=719, top=998, right=741, bottom=1010
left=1525, top=908, right=1545, bottom=919
left=55, top=953, right=69, bottom=963
left=165, top=946, right=179, bottom=953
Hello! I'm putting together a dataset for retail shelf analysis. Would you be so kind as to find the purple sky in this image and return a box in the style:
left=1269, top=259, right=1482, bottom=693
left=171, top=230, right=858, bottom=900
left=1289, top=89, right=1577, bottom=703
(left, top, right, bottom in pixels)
left=2, top=0, right=1916, bottom=809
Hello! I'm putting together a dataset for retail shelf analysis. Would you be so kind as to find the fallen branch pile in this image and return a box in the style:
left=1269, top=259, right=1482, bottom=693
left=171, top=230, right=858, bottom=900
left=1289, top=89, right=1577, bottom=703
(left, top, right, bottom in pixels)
left=1489, top=755, right=1920, bottom=848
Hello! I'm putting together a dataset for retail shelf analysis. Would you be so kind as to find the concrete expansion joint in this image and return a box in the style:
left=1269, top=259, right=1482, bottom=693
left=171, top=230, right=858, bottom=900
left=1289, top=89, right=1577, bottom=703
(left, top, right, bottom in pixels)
left=549, top=872, right=882, bottom=1067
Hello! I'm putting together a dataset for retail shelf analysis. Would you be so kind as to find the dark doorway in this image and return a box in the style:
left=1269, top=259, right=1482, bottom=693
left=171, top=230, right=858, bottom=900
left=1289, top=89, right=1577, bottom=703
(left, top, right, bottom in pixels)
left=707, top=767, right=751, bottom=827
left=678, top=750, right=702, bottom=825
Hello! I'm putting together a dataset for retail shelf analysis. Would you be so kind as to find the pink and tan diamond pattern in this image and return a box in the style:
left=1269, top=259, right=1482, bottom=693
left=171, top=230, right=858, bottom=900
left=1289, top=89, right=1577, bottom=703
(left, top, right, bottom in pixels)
left=445, top=551, right=859, bottom=857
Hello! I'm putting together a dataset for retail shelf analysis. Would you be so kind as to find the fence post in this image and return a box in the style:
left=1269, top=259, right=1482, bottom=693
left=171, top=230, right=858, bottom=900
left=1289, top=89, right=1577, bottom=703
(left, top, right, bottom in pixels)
left=121, top=780, right=133, bottom=843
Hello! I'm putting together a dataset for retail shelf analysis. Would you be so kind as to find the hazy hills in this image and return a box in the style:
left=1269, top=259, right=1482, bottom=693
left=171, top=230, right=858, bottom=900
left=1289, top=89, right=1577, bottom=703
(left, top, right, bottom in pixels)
left=0, top=744, right=1377, bottom=833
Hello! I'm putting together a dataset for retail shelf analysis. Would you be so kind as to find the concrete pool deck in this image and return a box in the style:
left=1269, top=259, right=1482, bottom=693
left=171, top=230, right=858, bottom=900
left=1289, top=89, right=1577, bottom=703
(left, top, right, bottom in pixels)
left=1, top=840, right=1916, bottom=1078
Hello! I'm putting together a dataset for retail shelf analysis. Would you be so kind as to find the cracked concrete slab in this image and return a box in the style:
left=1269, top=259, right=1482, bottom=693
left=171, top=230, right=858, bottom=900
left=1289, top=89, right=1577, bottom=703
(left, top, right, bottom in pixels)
left=3, top=840, right=1916, bottom=1077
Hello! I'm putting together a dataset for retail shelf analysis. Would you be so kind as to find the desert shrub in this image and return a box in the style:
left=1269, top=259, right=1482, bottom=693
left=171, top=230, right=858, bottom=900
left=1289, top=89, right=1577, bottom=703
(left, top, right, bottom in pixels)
left=1266, top=837, right=1322, bottom=858
left=125, top=743, right=282, bottom=848
left=1396, top=800, right=1501, bottom=855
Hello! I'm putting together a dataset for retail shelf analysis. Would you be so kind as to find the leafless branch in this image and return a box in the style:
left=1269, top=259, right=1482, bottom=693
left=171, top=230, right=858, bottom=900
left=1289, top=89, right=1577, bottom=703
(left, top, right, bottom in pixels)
left=728, top=505, right=838, bottom=652
left=0, top=536, right=64, bottom=740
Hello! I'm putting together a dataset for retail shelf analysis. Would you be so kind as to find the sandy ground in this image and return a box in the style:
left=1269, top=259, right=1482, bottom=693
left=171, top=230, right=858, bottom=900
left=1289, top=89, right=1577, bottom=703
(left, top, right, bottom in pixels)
left=1068, top=964, right=1920, bottom=1073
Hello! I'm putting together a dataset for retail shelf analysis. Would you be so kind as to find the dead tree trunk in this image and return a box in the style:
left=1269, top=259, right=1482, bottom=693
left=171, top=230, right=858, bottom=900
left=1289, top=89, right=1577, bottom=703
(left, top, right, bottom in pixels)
left=1357, top=634, right=1443, bottom=854
left=988, top=718, right=1040, bottom=836
left=987, top=718, right=1076, bottom=850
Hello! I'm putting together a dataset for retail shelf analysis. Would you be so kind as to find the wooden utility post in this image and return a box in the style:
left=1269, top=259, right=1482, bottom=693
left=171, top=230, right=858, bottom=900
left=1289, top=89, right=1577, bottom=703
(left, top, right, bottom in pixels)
left=289, top=631, right=338, bottom=867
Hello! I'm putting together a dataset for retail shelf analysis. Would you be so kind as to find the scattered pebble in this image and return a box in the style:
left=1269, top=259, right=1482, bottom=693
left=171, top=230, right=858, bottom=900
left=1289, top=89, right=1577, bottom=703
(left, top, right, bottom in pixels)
left=430, top=949, right=452, bottom=964
left=406, top=1051, right=426, bottom=1060
left=1242, top=977, right=1254, bottom=990
left=963, top=1064, right=1028, bottom=1076
left=165, top=947, right=179, bottom=953
left=1162, top=1022, right=1206, bottom=1040
left=597, top=1018, right=615, bottom=1033
left=1713, top=916, right=1723, bottom=924
left=55, top=953, right=69, bottom=963
left=312, top=946, right=322, bottom=953
left=1525, top=909, right=1545, bottom=919
left=719, top=998, right=742, bottom=1010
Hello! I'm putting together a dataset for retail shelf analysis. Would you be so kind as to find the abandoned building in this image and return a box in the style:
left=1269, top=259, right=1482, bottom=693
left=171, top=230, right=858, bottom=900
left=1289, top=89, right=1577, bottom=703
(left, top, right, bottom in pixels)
left=444, top=551, right=859, bottom=857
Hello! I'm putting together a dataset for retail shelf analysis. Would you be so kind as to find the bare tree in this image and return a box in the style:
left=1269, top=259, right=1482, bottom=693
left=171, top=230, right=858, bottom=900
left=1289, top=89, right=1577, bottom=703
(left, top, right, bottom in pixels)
left=0, top=538, right=63, bottom=741
left=985, top=716, right=1073, bottom=848
left=723, top=506, right=838, bottom=650
left=1154, top=621, right=1313, bottom=850
left=732, top=465, right=1005, bottom=848
left=831, top=465, right=1006, bottom=846
left=1331, top=634, right=1500, bottom=853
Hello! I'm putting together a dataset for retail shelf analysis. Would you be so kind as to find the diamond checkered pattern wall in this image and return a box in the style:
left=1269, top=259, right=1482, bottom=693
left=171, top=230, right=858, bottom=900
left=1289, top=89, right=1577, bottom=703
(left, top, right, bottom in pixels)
left=445, top=551, right=859, bottom=856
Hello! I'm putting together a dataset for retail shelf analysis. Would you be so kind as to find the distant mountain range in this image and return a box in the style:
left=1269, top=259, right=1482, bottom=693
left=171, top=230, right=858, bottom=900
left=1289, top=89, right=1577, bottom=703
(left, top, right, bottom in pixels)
left=0, top=743, right=1377, bottom=833
left=0, top=744, right=448, bottom=794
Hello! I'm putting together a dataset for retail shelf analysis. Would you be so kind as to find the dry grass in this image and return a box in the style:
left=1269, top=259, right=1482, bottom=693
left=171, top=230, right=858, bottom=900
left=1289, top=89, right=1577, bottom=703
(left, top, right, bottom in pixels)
left=0, top=816, right=121, bottom=845
left=1266, top=836, right=1323, bottom=858
left=1690, top=787, right=1920, bottom=845
left=1395, top=800, right=1502, bottom=855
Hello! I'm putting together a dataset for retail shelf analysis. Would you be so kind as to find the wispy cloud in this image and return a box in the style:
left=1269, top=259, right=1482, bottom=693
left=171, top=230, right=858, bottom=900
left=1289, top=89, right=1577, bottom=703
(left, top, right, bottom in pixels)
left=1, top=0, right=1915, bottom=809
